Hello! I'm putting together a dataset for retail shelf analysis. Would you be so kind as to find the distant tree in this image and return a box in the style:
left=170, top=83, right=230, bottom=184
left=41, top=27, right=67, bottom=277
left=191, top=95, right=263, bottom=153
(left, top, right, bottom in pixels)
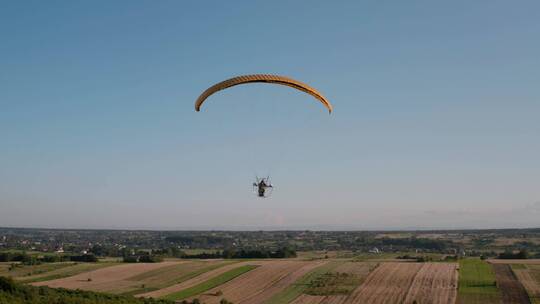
left=498, top=249, right=528, bottom=259
left=70, top=254, right=98, bottom=262
left=139, top=255, right=163, bottom=263
left=123, top=256, right=139, bottom=263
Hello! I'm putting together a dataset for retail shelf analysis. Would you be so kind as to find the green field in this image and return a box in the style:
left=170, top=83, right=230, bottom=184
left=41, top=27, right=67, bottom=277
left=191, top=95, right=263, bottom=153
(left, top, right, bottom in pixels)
left=457, top=259, right=501, bottom=303
left=305, top=272, right=361, bottom=295
left=162, top=265, right=258, bottom=301
left=266, top=261, right=343, bottom=304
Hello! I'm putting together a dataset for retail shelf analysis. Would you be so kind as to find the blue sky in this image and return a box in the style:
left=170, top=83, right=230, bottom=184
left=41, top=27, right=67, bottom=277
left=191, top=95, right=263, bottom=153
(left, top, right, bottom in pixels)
left=1, top=1, right=539, bottom=229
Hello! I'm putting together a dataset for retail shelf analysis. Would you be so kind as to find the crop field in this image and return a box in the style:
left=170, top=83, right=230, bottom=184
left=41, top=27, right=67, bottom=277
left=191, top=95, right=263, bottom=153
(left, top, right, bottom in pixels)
left=163, top=264, right=259, bottom=301
left=119, top=260, right=233, bottom=296
left=21, top=259, right=457, bottom=304
left=136, top=260, right=252, bottom=298
left=344, top=262, right=457, bottom=304
left=186, top=260, right=324, bottom=304
left=31, top=260, right=186, bottom=293
left=19, top=262, right=120, bottom=283
left=491, top=264, right=530, bottom=304
left=0, top=262, right=76, bottom=279
left=346, top=262, right=423, bottom=303
left=267, top=261, right=342, bottom=304
left=11, top=256, right=540, bottom=304
left=285, top=261, right=377, bottom=304
left=305, top=262, right=377, bottom=296
left=512, top=264, right=540, bottom=304
left=403, top=263, right=458, bottom=304
left=457, top=259, right=501, bottom=304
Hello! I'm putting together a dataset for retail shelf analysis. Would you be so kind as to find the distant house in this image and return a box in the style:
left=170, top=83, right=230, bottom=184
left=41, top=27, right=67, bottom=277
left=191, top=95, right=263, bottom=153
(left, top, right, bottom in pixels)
left=369, top=247, right=380, bottom=254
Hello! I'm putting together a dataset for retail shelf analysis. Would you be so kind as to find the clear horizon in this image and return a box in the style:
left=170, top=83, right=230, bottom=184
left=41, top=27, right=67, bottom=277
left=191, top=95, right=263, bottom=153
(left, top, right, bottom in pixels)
left=1, top=1, right=539, bottom=230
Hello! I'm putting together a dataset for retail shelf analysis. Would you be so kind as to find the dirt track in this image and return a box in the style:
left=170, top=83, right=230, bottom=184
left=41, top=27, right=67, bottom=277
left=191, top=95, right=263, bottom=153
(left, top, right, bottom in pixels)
left=492, top=264, right=530, bottom=304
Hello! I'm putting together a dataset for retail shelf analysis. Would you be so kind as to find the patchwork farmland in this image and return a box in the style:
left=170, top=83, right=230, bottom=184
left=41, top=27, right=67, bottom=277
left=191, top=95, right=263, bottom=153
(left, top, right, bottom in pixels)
left=15, top=259, right=464, bottom=303
left=3, top=252, right=540, bottom=303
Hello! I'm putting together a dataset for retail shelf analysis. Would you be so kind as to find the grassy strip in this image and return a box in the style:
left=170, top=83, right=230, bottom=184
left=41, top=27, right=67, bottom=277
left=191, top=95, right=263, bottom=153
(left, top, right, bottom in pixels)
left=265, top=261, right=343, bottom=304
left=305, top=272, right=359, bottom=295
left=511, top=263, right=527, bottom=270
left=457, top=258, right=501, bottom=304
left=162, top=265, right=258, bottom=301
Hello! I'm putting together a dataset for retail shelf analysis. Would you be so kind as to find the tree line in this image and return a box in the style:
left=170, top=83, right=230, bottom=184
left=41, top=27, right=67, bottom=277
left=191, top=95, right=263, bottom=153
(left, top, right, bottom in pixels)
left=180, top=248, right=297, bottom=259
left=0, top=252, right=98, bottom=265
left=497, top=249, right=529, bottom=259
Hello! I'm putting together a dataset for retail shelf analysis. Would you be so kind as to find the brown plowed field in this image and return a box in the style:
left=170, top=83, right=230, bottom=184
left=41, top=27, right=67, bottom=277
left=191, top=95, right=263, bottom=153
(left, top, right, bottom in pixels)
left=345, top=262, right=457, bottom=304
left=32, top=261, right=184, bottom=293
left=241, top=260, right=327, bottom=304
left=492, top=264, right=530, bottom=304
left=291, top=294, right=326, bottom=304
left=403, top=263, right=458, bottom=304
left=193, top=260, right=322, bottom=304
left=513, top=266, right=540, bottom=303
left=346, top=262, right=423, bottom=303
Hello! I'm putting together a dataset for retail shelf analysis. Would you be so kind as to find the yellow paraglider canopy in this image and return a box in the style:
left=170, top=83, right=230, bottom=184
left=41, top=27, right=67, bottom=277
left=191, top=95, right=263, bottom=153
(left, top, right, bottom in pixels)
left=195, top=74, right=332, bottom=113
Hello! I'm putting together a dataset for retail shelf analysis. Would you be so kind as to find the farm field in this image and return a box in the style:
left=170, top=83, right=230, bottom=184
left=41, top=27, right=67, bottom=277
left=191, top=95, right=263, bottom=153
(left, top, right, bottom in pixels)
left=7, top=256, right=540, bottom=304
left=346, top=262, right=457, bottom=304
left=31, top=260, right=187, bottom=293
left=163, top=264, right=259, bottom=301
left=119, top=260, right=234, bottom=296
left=491, top=263, right=530, bottom=304
left=136, top=260, right=253, bottom=298
left=286, top=261, right=377, bottom=304
left=346, top=262, right=422, bottom=303
left=0, top=262, right=76, bottom=279
left=512, top=264, right=540, bottom=304
left=188, top=260, right=326, bottom=304
left=0, top=261, right=122, bottom=284
left=457, top=259, right=501, bottom=304
left=403, top=263, right=458, bottom=304
left=9, top=259, right=460, bottom=304
left=18, top=262, right=120, bottom=283
left=267, top=260, right=343, bottom=304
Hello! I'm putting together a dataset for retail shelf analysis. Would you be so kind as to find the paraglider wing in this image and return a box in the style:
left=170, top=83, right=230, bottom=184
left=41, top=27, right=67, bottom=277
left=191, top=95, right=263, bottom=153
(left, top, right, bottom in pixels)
left=195, top=74, right=333, bottom=113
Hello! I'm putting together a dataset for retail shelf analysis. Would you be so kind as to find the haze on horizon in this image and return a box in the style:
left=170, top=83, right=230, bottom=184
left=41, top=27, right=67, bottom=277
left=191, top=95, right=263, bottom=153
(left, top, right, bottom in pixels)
left=1, top=1, right=539, bottom=230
